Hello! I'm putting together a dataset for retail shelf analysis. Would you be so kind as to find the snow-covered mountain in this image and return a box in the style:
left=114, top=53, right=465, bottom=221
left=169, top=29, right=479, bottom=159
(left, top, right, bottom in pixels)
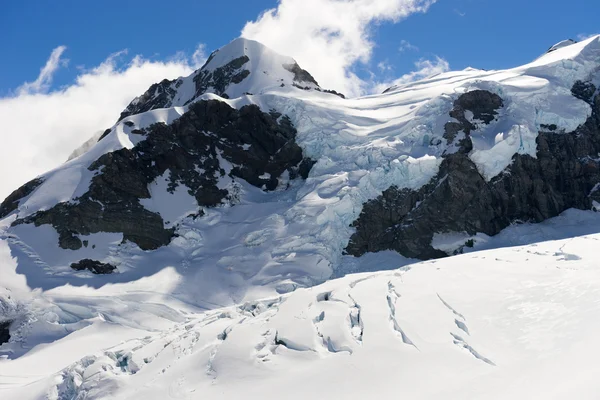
left=2, top=36, right=600, bottom=399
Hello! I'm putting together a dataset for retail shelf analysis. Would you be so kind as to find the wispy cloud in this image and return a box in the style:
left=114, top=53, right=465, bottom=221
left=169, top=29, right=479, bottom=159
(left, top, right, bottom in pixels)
left=372, top=56, right=449, bottom=93
left=577, top=33, right=599, bottom=42
left=453, top=8, right=465, bottom=17
left=0, top=47, right=204, bottom=200
left=17, top=46, right=69, bottom=95
left=377, top=61, right=393, bottom=72
left=191, top=43, right=208, bottom=68
left=398, top=39, right=419, bottom=52
left=241, top=0, right=437, bottom=97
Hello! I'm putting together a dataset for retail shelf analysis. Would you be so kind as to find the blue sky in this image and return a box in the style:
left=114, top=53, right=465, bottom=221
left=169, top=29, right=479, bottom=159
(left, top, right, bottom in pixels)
left=1, top=0, right=598, bottom=95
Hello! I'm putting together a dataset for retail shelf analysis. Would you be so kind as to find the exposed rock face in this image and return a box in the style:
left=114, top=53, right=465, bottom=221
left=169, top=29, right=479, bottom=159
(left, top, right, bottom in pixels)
left=283, top=63, right=320, bottom=86
left=347, top=84, right=600, bottom=259
left=118, top=55, right=254, bottom=120
left=283, top=64, right=346, bottom=98
left=119, top=79, right=178, bottom=121
left=0, top=320, right=10, bottom=346
left=70, top=259, right=117, bottom=274
left=0, top=178, right=44, bottom=219
left=13, top=100, right=313, bottom=251
left=190, top=55, right=251, bottom=101
left=572, top=80, right=597, bottom=102
left=443, top=90, right=503, bottom=147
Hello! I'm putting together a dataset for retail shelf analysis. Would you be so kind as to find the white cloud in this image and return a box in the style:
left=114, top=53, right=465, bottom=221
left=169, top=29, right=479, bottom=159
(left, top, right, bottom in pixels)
left=377, top=61, right=393, bottom=72
left=398, top=39, right=419, bottom=53
left=241, top=0, right=437, bottom=97
left=372, top=56, right=449, bottom=93
left=17, top=46, right=69, bottom=95
left=577, top=33, right=599, bottom=42
left=191, top=43, right=208, bottom=68
left=0, top=46, right=200, bottom=200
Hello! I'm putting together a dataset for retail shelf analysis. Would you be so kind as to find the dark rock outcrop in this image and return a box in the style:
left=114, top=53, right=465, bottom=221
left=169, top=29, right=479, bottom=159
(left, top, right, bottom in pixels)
left=118, top=55, right=258, bottom=121
left=119, top=79, right=178, bottom=121
left=322, top=89, right=346, bottom=99
left=283, top=63, right=320, bottom=86
left=97, top=128, right=112, bottom=142
left=70, top=259, right=117, bottom=274
left=0, top=320, right=10, bottom=346
left=13, top=100, right=313, bottom=251
left=572, top=80, right=597, bottom=103
left=0, top=178, right=43, bottom=219
left=443, top=89, right=503, bottom=147
left=190, top=55, right=251, bottom=102
left=347, top=85, right=600, bottom=259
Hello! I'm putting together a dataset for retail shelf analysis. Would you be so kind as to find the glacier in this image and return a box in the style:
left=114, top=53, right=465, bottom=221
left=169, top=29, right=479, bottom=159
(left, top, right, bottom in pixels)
left=1, top=35, right=600, bottom=399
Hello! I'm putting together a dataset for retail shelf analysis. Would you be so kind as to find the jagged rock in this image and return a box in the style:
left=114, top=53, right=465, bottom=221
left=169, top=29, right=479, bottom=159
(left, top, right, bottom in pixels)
left=444, top=90, right=503, bottom=147
left=0, top=178, right=44, bottom=219
left=97, top=128, right=112, bottom=142
left=190, top=56, right=251, bottom=103
left=13, top=100, right=313, bottom=251
left=323, top=89, right=346, bottom=99
left=119, top=78, right=179, bottom=121
left=117, top=55, right=258, bottom=121
left=546, top=39, right=577, bottom=53
left=452, top=89, right=503, bottom=124
left=571, top=80, right=597, bottom=103
left=541, top=123, right=558, bottom=131
left=0, top=320, right=10, bottom=346
left=283, top=63, right=319, bottom=86
left=70, top=259, right=117, bottom=274
left=347, top=87, right=600, bottom=259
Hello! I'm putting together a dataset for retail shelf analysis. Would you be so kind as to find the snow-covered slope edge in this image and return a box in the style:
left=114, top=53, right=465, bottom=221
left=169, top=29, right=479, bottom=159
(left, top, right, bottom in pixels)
left=2, top=221, right=600, bottom=399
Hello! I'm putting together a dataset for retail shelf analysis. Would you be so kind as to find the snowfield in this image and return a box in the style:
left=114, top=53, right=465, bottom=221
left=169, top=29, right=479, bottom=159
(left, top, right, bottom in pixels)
left=2, top=212, right=600, bottom=399
left=2, top=35, right=600, bottom=399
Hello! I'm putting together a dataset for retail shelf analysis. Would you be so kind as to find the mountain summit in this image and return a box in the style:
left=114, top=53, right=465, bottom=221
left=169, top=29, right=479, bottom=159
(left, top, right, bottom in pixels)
left=119, top=38, right=339, bottom=121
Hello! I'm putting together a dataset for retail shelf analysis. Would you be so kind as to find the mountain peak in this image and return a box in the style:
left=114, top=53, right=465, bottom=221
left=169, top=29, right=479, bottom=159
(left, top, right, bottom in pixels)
left=118, top=38, right=335, bottom=120
left=546, top=38, right=578, bottom=53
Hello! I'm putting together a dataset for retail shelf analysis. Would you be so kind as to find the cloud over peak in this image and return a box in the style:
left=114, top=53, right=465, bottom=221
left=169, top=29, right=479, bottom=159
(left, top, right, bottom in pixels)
left=17, top=45, right=68, bottom=95
left=0, top=47, right=199, bottom=200
left=241, top=0, right=437, bottom=97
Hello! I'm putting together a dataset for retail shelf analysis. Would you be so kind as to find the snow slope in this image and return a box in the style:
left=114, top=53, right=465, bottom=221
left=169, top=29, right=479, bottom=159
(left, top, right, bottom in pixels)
left=2, top=213, right=600, bottom=399
left=1, top=36, right=600, bottom=399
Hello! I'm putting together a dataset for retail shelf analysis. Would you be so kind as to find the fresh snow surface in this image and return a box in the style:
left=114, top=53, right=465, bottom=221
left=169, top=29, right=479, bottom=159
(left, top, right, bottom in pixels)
left=2, top=36, right=600, bottom=399
left=546, top=38, right=577, bottom=53
left=139, top=170, right=199, bottom=228
left=2, top=210, right=600, bottom=399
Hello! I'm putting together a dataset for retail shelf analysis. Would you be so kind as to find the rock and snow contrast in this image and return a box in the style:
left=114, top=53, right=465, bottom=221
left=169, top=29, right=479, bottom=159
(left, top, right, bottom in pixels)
left=1, top=36, right=600, bottom=399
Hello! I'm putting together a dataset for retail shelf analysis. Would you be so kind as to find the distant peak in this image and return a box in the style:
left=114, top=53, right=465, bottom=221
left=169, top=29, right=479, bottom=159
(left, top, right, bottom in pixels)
left=201, top=37, right=288, bottom=71
left=546, top=39, right=577, bottom=53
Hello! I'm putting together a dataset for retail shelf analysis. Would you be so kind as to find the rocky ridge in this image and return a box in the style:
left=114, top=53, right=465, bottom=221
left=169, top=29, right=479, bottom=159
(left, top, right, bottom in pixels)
left=346, top=81, right=600, bottom=259
left=7, top=100, right=313, bottom=254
